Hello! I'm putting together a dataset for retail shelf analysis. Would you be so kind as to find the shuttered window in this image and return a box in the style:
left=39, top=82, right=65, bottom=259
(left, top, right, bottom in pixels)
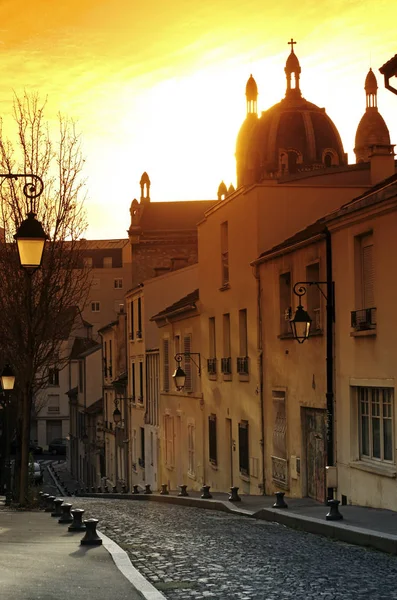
left=131, top=362, right=136, bottom=401
left=361, top=235, right=374, bottom=309
left=130, top=301, right=134, bottom=340
left=183, top=334, right=192, bottom=391
left=163, top=338, right=170, bottom=392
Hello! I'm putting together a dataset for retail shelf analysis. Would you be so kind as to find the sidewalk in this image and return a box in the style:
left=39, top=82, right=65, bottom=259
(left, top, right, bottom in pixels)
left=50, top=460, right=397, bottom=556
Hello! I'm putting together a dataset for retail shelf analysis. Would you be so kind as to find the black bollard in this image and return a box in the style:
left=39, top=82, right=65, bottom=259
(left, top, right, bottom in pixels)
left=122, top=485, right=128, bottom=494
left=85, top=487, right=90, bottom=493
left=201, top=485, right=212, bottom=499
left=80, top=518, right=102, bottom=546
left=104, top=485, right=109, bottom=493
left=112, top=485, right=117, bottom=493
left=45, top=495, right=56, bottom=513
left=51, top=498, right=64, bottom=518
left=97, top=486, right=102, bottom=493
left=229, top=486, right=241, bottom=502
left=160, top=484, right=169, bottom=495
left=144, top=484, right=152, bottom=495
left=91, top=486, right=96, bottom=493
left=133, top=485, right=140, bottom=494
left=273, top=491, right=288, bottom=508
left=41, top=492, right=50, bottom=510
left=68, top=508, right=86, bottom=532
left=58, top=503, right=73, bottom=524
left=326, top=499, right=343, bottom=521
left=178, top=485, right=189, bottom=497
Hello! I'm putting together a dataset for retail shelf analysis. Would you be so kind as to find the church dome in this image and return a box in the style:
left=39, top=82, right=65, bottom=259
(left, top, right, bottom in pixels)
left=354, top=69, right=391, bottom=163
left=236, top=40, right=346, bottom=187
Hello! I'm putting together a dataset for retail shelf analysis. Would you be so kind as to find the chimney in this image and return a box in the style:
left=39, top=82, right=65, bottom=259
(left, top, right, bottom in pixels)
left=369, top=144, right=395, bottom=185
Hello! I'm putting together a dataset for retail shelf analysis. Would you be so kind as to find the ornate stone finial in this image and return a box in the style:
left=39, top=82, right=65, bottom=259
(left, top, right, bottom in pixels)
left=140, top=171, right=150, bottom=203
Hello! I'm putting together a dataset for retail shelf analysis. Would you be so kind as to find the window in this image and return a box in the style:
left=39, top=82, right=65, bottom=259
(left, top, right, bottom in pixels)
left=47, top=394, right=60, bottom=414
left=222, top=313, right=231, bottom=374
left=237, top=309, right=249, bottom=374
left=220, top=221, right=229, bottom=287
left=357, top=386, right=393, bottom=462
left=163, top=338, right=170, bottom=392
left=209, top=317, right=216, bottom=358
left=109, top=340, right=113, bottom=378
left=103, top=256, right=113, bottom=268
left=164, top=414, right=174, bottom=467
left=130, top=300, right=134, bottom=340
left=78, top=360, right=84, bottom=393
left=114, top=278, right=123, bottom=289
left=238, top=421, right=249, bottom=475
left=48, top=367, right=59, bottom=386
left=352, top=233, right=376, bottom=331
left=279, top=271, right=291, bottom=336
left=131, top=362, right=136, bottom=401
left=183, top=334, right=192, bottom=391
left=137, top=297, right=142, bottom=337
left=306, top=263, right=321, bottom=330
left=131, top=429, right=137, bottom=471
left=84, top=256, right=93, bottom=267
left=138, top=362, right=144, bottom=402
left=91, top=301, right=100, bottom=312
left=139, top=427, right=145, bottom=468
left=188, top=422, right=195, bottom=475
left=209, top=414, right=217, bottom=465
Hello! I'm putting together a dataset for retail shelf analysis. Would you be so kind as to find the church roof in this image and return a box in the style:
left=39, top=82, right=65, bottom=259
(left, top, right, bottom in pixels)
left=134, top=200, right=216, bottom=231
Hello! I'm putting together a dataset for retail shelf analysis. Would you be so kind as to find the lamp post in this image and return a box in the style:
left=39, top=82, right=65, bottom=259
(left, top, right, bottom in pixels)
left=290, top=276, right=335, bottom=502
left=172, top=353, right=201, bottom=391
left=0, top=364, right=15, bottom=505
left=0, top=173, right=46, bottom=505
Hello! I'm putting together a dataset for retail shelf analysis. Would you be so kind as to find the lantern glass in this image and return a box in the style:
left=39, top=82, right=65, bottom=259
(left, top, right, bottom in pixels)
left=1, top=365, right=15, bottom=391
left=14, top=212, right=47, bottom=269
left=113, top=407, right=122, bottom=424
left=290, top=304, right=312, bottom=343
left=173, top=365, right=186, bottom=390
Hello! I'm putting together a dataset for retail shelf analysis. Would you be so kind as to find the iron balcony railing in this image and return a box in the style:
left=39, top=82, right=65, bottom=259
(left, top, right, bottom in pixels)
left=221, top=357, right=232, bottom=375
left=236, top=356, right=249, bottom=375
left=207, top=358, right=217, bottom=375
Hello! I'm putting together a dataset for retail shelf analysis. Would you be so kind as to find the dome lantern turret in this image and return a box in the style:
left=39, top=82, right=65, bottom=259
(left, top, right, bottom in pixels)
left=284, top=38, right=301, bottom=98
left=246, top=74, right=258, bottom=115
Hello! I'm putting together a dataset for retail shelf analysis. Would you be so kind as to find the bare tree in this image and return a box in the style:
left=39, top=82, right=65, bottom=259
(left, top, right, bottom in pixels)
left=0, top=92, right=92, bottom=504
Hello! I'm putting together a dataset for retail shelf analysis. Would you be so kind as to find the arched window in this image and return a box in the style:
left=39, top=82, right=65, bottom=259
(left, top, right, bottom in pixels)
left=288, top=151, right=298, bottom=173
left=324, top=153, right=332, bottom=167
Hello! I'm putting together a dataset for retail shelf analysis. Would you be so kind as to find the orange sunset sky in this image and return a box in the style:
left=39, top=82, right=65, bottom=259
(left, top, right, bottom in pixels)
left=0, top=0, right=396, bottom=239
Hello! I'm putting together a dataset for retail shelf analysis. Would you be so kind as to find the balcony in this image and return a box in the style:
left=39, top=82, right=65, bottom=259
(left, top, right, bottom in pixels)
left=236, top=356, right=249, bottom=375
left=207, top=358, right=217, bottom=375
left=221, top=357, right=232, bottom=375
left=351, top=307, right=376, bottom=331
left=271, top=455, right=289, bottom=489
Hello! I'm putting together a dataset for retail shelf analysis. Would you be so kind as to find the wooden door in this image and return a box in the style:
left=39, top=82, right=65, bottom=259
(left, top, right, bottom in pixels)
left=305, top=408, right=326, bottom=503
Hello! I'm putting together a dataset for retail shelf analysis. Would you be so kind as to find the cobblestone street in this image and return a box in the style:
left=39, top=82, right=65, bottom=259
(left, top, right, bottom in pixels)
left=76, top=498, right=397, bottom=600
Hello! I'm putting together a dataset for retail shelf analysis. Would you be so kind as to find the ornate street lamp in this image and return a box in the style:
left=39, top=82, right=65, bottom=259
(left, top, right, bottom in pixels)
left=290, top=284, right=313, bottom=343
left=172, top=353, right=201, bottom=391
left=1, top=364, right=15, bottom=391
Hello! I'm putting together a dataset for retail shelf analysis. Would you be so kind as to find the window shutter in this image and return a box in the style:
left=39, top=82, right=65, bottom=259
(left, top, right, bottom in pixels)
left=183, top=335, right=192, bottom=391
left=238, top=422, right=249, bottom=475
left=163, top=338, right=170, bottom=392
left=362, top=242, right=374, bottom=308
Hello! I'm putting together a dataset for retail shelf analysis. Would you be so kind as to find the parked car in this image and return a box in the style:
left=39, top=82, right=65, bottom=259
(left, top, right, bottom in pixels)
left=33, top=462, right=43, bottom=485
left=48, top=438, right=67, bottom=455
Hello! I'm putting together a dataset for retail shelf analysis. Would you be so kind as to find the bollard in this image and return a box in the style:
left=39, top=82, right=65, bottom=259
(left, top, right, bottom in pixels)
left=51, top=498, right=64, bottom=518
left=80, top=488, right=85, bottom=495
left=133, top=485, right=140, bottom=495
left=41, top=492, right=49, bottom=510
left=45, top=495, right=56, bottom=513
left=326, top=499, right=343, bottom=521
left=97, top=486, right=102, bottom=493
left=104, top=485, right=109, bottom=493
left=201, top=485, right=212, bottom=499
left=91, top=486, right=96, bottom=493
left=122, top=485, right=128, bottom=494
left=85, top=487, right=90, bottom=493
left=68, top=508, right=86, bottom=532
left=273, top=491, right=288, bottom=509
left=75, top=489, right=79, bottom=496
left=80, top=518, right=102, bottom=546
left=58, top=503, right=73, bottom=524
left=229, top=486, right=241, bottom=502
left=178, top=485, right=189, bottom=497
left=144, top=484, right=152, bottom=495
left=160, top=484, right=169, bottom=495
left=112, top=485, right=117, bottom=493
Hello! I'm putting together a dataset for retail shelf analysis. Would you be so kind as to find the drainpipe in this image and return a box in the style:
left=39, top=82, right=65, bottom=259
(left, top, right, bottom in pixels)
left=325, top=228, right=335, bottom=500
left=253, top=264, right=266, bottom=495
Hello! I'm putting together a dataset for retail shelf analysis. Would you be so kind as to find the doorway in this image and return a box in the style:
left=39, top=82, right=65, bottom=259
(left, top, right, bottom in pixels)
left=304, top=408, right=326, bottom=502
left=226, top=418, right=233, bottom=487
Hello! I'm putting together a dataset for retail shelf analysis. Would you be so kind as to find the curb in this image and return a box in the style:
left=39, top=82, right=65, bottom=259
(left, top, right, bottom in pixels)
left=74, top=491, right=397, bottom=555
left=99, top=531, right=167, bottom=600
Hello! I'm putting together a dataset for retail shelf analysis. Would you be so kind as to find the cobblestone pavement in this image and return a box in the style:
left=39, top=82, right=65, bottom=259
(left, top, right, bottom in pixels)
left=74, top=498, right=397, bottom=600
